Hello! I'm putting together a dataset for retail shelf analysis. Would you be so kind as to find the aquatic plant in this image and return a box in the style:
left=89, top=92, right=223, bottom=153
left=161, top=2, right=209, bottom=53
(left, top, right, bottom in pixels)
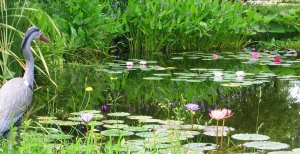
left=79, top=113, right=94, bottom=134
left=209, top=108, right=234, bottom=150
left=185, top=103, right=199, bottom=130
left=139, top=61, right=147, bottom=68
left=126, top=62, right=134, bottom=69
left=213, top=54, right=218, bottom=60
left=274, top=57, right=281, bottom=63
left=252, top=52, right=259, bottom=59
left=235, top=71, right=245, bottom=77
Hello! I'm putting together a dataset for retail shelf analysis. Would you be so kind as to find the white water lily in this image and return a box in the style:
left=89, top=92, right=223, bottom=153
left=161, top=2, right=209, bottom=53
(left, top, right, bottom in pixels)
left=235, top=71, right=245, bottom=77
left=214, top=71, right=223, bottom=77
left=214, top=76, right=223, bottom=82
left=236, top=76, right=244, bottom=81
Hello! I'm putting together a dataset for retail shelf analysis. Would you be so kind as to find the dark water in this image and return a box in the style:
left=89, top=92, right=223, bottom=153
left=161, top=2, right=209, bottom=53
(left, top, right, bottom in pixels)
left=37, top=51, right=300, bottom=152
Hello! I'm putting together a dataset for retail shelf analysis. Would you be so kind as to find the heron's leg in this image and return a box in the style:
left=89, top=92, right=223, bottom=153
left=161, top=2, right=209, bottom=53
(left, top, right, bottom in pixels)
left=5, top=131, right=13, bottom=153
left=15, top=119, right=22, bottom=146
left=17, top=125, right=21, bottom=146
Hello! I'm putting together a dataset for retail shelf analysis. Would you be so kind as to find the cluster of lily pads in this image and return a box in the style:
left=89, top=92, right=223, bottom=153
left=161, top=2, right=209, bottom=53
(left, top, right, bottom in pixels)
left=101, top=48, right=300, bottom=90
left=35, top=107, right=299, bottom=153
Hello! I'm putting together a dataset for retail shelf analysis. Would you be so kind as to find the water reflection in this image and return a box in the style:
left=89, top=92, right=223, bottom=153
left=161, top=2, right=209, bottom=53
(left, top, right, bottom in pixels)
left=289, top=83, right=300, bottom=103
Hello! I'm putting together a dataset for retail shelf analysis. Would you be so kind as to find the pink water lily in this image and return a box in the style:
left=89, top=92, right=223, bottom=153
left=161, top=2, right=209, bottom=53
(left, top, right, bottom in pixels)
left=209, top=108, right=234, bottom=150
left=139, top=61, right=147, bottom=68
left=126, top=61, right=134, bottom=69
left=274, top=57, right=281, bottom=63
left=209, top=108, right=234, bottom=120
left=252, top=52, right=258, bottom=59
left=213, top=54, right=218, bottom=60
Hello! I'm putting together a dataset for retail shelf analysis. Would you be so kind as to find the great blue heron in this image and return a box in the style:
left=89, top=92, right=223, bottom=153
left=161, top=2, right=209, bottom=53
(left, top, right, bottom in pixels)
left=0, top=27, right=51, bottom=144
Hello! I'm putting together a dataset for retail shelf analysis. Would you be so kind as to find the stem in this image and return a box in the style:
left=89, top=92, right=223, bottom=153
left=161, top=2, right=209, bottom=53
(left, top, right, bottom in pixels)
left=191, top=112, right=194, bottom=130
left=83, top=92, right=91, bottom=110
left=256, top=86, right=262, bottom=133
left=85, top=123, right=89, bottom=135
left=221, top=119, right=225, bottom=150
left=216, top=120, right=219, bottom=150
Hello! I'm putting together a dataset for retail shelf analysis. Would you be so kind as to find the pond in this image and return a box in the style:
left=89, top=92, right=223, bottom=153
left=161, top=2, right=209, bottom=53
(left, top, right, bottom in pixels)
left=16, top=49, right=300, bottom=153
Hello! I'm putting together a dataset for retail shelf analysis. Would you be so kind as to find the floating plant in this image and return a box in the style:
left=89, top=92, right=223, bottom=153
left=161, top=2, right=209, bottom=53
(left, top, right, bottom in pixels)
left=127, top=115, right=153, bottom=120
left=100, top=129, right=134, bottom=137
left=232, top=133, right=270, bottom=141
left=107, top=112, right=130, bottom=117
left=135, top=132, right=168, bottom=138
left=158, top=147, right=204, bottom=154
left=104, top=124, right=129, bottom=129
left=183, top=143, right=216, bottom=151
left=102, top=120, right=124, bottom=124
left=268, top=151, right=297, bottom=154
left=124, top=126, right=148, bottom=132
left=138, top=118, right=162, bottom=123
left=243, top=141, right=290, bottom=150
left=143, top=77, right=163, bottom=80
left=70, top=110, right=101, bottom=116
left=37, top=116, right=58, bottom=120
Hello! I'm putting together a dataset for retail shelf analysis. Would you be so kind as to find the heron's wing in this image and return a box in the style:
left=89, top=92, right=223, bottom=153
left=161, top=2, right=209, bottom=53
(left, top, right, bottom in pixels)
left=0, top=78, right=33, bottom=134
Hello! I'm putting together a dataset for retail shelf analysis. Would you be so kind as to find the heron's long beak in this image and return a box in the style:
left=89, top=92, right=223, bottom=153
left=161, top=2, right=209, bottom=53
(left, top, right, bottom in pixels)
left=40, top=34, right=51, bottom=43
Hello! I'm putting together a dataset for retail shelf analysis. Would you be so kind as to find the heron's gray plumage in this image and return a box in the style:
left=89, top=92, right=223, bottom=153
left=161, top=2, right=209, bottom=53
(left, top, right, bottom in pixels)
left=0, top=26, right=50, bottom=137
left=0, top=78, right=33, bottom=134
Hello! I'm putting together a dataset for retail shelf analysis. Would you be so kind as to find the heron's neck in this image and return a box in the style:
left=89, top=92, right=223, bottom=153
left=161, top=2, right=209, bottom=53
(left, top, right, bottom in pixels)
left=22, top=43, right=34, bottom=87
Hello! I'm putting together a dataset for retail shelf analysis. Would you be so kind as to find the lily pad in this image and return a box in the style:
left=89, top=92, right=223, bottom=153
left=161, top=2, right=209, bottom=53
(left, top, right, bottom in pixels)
left=104, top=124, right=129, bottom=129
left=268, top=151, right=296, bottom=154
left=37, top=116, right=57, bottom=120
left=139, top=118, right=162, bottom=123
left=70, top=110, right=101, bottom=116
left=183, top=143, right=216, bottom=151
left=124, top=126, right=148, bottom=132
left=107, top=112, right=130, bottom=117
left=232, top=133, right=270, bottom=141
left=153, top=73, right=172, bottom=77
left=127, top=115, right=153, bottom=120
left=135, top=132, right=168, bottom=138
left=143, top=77, right=163, bottom=80
left=102, top=120, right=124, bottom=124
left=101, top=129, right=134, bottom=137
left=243, top=141, right=289, bottom=150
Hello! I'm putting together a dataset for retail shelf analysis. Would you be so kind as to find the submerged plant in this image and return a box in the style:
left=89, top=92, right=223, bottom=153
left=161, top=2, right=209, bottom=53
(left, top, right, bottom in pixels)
left=209, top=108, right=234, bottom=150
left=185, top=103, right=199, bottom=130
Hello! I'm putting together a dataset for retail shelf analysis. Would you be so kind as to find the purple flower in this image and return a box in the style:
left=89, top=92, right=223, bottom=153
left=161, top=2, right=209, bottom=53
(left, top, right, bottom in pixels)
left=102, top=105, right=107, bottom=112
left=221, top=9, right=225, bottom=13
left=185, top=12, right=189, bottom=17
left=185, top=103, right=200, bottom=111
left=114, top=2, right=119, bottom=8
left=79, top=113, right=94, bottom=123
